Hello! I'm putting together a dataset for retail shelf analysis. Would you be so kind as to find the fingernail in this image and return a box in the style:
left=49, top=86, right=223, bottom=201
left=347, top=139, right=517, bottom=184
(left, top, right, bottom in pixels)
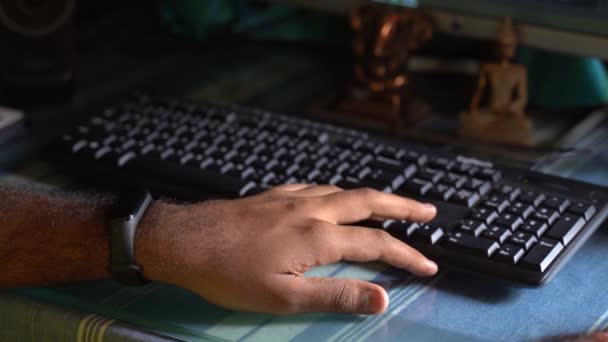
left=424, top=203, right=436, bottom=211
left=362, top=289, right=387, bottom=314
left=425, top=259, right=439, bottom=274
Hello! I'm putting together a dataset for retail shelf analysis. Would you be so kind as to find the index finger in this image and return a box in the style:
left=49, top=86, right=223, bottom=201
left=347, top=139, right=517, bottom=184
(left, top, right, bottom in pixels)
left=313, top=188, right=437, bottom=224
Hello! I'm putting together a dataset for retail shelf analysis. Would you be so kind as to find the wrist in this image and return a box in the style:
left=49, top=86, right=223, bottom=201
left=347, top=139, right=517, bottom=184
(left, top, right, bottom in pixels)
left=134, top=200, right=179, bottom=283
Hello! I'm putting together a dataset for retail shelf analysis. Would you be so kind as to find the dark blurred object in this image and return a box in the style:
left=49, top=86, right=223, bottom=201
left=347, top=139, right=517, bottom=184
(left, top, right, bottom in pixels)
left=340, top=3, right=433, bottom=124
left=0, top=0, right=75, bottom=105
left=0, top=106, right=25, bottom=144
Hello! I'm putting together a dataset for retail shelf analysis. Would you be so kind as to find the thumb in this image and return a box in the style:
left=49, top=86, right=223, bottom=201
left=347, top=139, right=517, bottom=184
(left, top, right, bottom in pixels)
left=294, top=277, right=389, bottom=315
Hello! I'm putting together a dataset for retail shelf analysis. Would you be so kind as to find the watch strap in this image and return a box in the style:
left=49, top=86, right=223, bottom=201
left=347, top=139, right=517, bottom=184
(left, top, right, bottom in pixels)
left=109, top=264, right=148, bottom=286
left=108, top=189, right=153, bottom=286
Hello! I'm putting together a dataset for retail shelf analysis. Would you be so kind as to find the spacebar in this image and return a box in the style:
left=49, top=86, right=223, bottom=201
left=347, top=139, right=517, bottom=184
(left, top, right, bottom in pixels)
left=124, top=158, right=261, bottom=197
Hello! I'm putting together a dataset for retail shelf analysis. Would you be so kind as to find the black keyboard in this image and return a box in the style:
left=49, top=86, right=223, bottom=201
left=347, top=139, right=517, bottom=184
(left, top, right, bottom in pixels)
left=50, top=94, right=608, bottom=285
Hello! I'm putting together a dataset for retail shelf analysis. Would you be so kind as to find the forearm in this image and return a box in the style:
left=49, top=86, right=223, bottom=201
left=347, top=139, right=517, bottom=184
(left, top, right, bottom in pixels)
left=0, top=186, right=114, bottom=288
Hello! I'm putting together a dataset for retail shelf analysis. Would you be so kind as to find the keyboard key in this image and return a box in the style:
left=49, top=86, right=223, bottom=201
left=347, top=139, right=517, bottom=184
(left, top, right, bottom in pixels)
left=463, top=178, right=491, bottom=196
left=403, top=164, right=418, bottom=179
left=362, top=169, right=404, bottom=190
left=459, top=219, right=487, bottom=236
left=378, top=146, right=401, bottom=160
left=160, top=148, right=176, bottom=160
left=494, top=243, right=525, bottom=264
left=544, top=196, right=570, bottom=213
left=521, top=239, right=563, bottom=272
left=201, top=158, right=221, bottom=172
left=494, top=213, right=524, bottom=230
left=386, top=221, right=419, bottom=240
left=400, top=150, right=427, bottom=165
left=117, top=152, right=137, bottom=167
left=428, top=157, right=454, bottom=170
left=477, top=183, right=492, bottom=196
left=359, top=141, right=379, bottom=154
left=478, top=168, right=502, bottom=182
left=337, top=149, right=352, bottom=161
left=221, top=162, right=236, bottom=175
left=482, top=194, right=509, bottom=213
left=427, top=184, right=456, bottom=201
left=410, top=224, right=444, bottom=244
left=443, top=232, right=499, bottom=258
left=471, top=207, right=498, bottom=225
left=520, top=219, right=549, bottom=238
left=533, top=207, right=560, bottom=225
left=335, top=161, right=351, bottom=174
left=567, top=202, right=597, bottom=221
left=347, top=165, right=368, bottom=180
left=239, top=181, right=264, bottom=196
left=240, top=167, right=256, bottom=180
left=328, top=174, right=343, bottom=185
left=369, top=156, right=408, bottom=174
left=546, top=214, right=585, bottom=246
left=314, top=157, right=329, bottom=169
left=509, top=231, right=537, bottom=250
left=418, top=168, right=444, bottom=183
left=335, top=136, right=361, bottom=150
left=306, top=169, right=322, bottom=182
left=359, top=154, right=373, bottom=167
left=508, top=201, right=534, bottom=219
left=519, top=191, right=545, bottom=207
left=401, top=178, right=432, bottom=196
left=483, top=226, right=512, bottom=243
left=94, top=146, right=112, bottom=160
left=443, top=173, right=467, bottom=189
left=466, top=166, right=481, bottom=177
left=383, top=220, right=397, bottom=230
left=452, top=162, right=474, bottom=175
left=450, top=189, right=480, bottom=208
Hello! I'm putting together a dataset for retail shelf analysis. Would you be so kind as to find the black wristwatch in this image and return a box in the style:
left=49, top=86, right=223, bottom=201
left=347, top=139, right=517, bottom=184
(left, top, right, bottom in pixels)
left=107, top=188, right=153, bottom=286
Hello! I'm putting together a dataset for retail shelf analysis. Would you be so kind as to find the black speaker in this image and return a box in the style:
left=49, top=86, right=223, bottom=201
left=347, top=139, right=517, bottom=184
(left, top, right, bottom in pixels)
left=0, top=0, right=74, bottom=104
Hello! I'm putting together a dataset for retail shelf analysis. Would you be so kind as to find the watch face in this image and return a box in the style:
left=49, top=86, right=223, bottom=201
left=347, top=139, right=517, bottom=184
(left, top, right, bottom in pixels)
left=111, top=189, right=152, bottom=221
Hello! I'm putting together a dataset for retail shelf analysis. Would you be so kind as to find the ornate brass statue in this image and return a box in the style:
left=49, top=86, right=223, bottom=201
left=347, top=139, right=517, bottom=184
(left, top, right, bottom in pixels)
left=460, top=17, right=535, bottom=146
left=340, top=4, right=433, bottom=123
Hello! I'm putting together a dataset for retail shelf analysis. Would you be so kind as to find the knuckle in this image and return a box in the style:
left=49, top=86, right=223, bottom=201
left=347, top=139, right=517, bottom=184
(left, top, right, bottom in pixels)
left=374, top=229, right=392, bottom=244
left=282, top=197, right=309, bottom=212
left=356, top=187, right=377, bottom=197
left=301, top=219, right=330, bottom=240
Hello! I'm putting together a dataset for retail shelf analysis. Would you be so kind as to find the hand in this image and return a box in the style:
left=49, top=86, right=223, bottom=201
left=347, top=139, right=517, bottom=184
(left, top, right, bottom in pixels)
left=136, top=185, right=438, bottom=315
